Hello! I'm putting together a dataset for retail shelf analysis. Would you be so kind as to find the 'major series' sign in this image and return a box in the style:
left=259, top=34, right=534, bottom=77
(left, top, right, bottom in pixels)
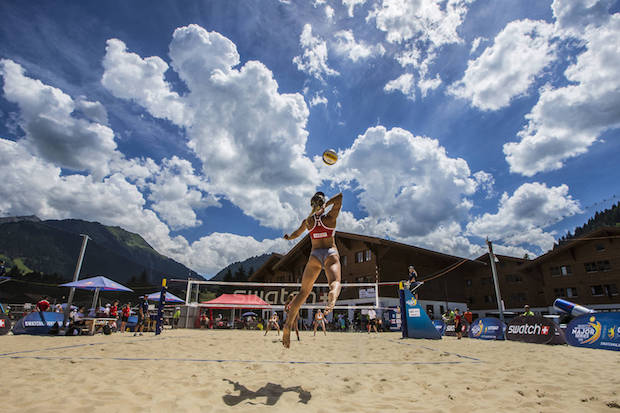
left=468, top=317, right=505, bottom=340
left=506, top=315, right=565, bottom=345
left=566, top=312, right=620, bottom=351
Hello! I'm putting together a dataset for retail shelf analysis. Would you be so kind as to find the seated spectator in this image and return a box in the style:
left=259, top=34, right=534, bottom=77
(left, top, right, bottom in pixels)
left=36, top=297, right=50, bottom=312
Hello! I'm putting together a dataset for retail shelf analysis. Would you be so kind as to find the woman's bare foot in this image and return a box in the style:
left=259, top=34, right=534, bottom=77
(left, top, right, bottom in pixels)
left=282, top=325, right=291, bottom=348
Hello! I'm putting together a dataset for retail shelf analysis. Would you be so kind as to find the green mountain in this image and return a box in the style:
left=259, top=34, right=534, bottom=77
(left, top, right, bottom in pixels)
left=210, top=254, right=271, bottom=281
left=558, top=201, right=620, bottom=243
left=0, top=217, right=201, bottom=284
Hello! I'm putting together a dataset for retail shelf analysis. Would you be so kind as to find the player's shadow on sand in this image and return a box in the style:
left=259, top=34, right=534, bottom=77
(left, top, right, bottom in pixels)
left=222, top=379, right=311, bottom=406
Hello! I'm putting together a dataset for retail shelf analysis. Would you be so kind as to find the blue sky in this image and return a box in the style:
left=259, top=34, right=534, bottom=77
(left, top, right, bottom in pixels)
left=1, top=0, right=619, bottom=276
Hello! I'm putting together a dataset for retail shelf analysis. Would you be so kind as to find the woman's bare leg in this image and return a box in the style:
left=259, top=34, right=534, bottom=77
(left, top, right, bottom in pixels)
left=323, top=254, right=342, bottom=314
left=313, top=321, right=317, bottom=336
left=264, top=322, right=271, bottom=336
left=321, top=320, right=327, bottom=335
left=283, top=257, right=322, bottom=348
left=294, top=316, right=300, bottom=341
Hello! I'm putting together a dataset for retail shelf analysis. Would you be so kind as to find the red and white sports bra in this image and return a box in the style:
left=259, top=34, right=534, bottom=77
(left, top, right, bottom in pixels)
left=309, top=214, right=335, bottom=240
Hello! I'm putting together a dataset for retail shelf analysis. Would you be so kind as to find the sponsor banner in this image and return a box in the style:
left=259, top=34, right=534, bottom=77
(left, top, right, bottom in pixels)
left=388, top=309, right=401, bottom=332
left=468, top=317, right=506, bottom=340
left=566, top=312, right=620, bottom=352
left=0, top=314, right=10, bottom=335
left=432, top=320, right=446, bottom=336
left=11, top=312, right=68, bottom=335
left=359, top=288, right=376, bottom=299
left=506, top=315, right=565, bottom=345
left=444, top=321, right=470, bottom=337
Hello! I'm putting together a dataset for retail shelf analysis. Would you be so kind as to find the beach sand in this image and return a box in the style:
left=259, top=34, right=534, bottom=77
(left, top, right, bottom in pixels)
left=1, top=329, right=619, bottom=412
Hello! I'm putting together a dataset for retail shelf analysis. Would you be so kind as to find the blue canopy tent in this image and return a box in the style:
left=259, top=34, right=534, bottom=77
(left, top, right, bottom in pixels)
left=146, top=291, right=184, bottom=304
left=60, top=276, right=133, bottom=315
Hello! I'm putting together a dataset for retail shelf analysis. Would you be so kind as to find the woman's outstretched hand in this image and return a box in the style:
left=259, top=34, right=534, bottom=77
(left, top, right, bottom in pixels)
left=283, top=234, right=290, bottom=240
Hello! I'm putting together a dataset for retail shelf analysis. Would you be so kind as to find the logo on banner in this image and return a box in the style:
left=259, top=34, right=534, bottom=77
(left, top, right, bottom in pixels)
left=471, top=320, right=483, bottom=338
left=571, top=316, right=602, bottom=345
left=406, top=298, right=417, bottom=307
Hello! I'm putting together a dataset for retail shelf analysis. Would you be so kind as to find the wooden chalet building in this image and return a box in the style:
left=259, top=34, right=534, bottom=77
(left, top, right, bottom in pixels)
left=250, top=231, right=487, bottom=319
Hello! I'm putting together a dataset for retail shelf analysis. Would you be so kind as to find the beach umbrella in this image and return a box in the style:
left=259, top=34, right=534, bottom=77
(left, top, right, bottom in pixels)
left=60, top=276, right=133, bottom=314
left=146, top=291, right=185, bottom=303
left=242, top=311, right=258, bottom=317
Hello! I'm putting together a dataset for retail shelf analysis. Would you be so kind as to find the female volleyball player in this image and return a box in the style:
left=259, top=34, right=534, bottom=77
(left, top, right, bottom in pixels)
left=284, top=293, right=300, bottom=342
left=282, top=191, right=343, bottom=348
left=264, top=312, right=280, bottom=336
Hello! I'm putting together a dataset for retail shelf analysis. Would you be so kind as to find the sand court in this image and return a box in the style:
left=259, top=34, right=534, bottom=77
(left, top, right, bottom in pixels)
left=1, top=329, right=619, bottom=412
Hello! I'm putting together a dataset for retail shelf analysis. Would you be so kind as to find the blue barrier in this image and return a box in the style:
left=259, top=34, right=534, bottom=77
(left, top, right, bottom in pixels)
left=398, top=282, right=441, bottom=339
left=432, top=320, right=446, bottom=336
left=565, top=312, right=620, bottom=351
left=468, top=317, right=505, bottom=340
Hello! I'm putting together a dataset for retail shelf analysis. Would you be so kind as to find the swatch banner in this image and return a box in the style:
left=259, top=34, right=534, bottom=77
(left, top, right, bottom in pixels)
left=444, top=321, right=470, bottom=337
left=566, top=312, right=620, bottom=352
left=0, top=315, right=10, bottom=335
left=506, top=315, right=565, bottom=345
left=433, top=320, right=446, bottom=336
left=11, top=312, right=67, bottom=335
left=469, top=317, right=505, bottom=340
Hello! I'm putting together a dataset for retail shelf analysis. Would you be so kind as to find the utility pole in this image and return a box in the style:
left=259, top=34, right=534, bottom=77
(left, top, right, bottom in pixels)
left=486, top=238, right=504, bottom=324
left=62, top=234, right=90, bottom=332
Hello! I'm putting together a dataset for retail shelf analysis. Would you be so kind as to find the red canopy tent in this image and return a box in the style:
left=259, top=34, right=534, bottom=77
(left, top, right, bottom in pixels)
left=199, top=294, right=271, bottom=328
left=200, top=294, right=271, bottom=309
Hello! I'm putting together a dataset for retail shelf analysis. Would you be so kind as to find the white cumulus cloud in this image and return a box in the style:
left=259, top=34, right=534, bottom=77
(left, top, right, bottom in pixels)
left=503, top=13, right=620, bottom=176
left=0, top=59, right=119, bottom=179
left=332, top=30, right=385, bottom=62
left=293, top=24, right=339, bottom=81
left=449, top=20, right=556, bottom=111
left=466, top=182, right=581, bottom=251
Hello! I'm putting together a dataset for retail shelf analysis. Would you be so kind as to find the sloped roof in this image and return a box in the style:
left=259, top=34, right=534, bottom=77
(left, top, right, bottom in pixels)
left=522, top=226, right=620, bottom=270
left=273, top=231, right=485, bottom=271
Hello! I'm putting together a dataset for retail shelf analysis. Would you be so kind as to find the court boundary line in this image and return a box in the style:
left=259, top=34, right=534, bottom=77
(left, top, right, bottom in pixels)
left=0, top=335, right=195, bottom=357
left=0, top=354, right=482, bottom=366
left=387, top=338, right=483, bottom=362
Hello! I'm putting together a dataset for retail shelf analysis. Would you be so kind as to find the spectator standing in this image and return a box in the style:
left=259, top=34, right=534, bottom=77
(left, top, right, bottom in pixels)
left=522, top=305, right=534, bottom=316
left=134, top=295, right=148, bottom=336
left=464, top=308, right=473, bottom=324
left=120, top=303, right=131, bottom=333
left=173, top=307, right=181, bottom=329
left=454, top=308, right=463, bottom=340
left=367, top=308, right=379, bottom=333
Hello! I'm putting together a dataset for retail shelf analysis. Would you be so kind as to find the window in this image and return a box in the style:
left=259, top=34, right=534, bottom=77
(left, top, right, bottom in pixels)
left=481, top=277, right=493, bottom=285
left=595, top=244, right=606, bottom=252
left=604, top=284, right=618, bottom=296
left=506, top=274, right=523, bottom=283
left=566, top=287, right=578, bottom=298
left=467, top=297, right=474, bottom=304
left=554, top=288, right=566, bottom=298
left=355, top=251, right=363, bottom=263
left=590, top=285, right=616, bottom=296
left=364, top=249, right=372, bottom=262
left=551, top=265, right=572, bottom=277
left=585, top=260, right=612, bottom=272
left=597, top=260, right=611, bottom=271
left=341, top=256, right=347, bottom=267
left=465, top=279, right=472, bottom=287
left=584, top=262, right=597, bottom=273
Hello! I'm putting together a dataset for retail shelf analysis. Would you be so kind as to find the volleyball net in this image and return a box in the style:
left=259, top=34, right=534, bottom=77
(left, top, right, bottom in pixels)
left=170, top=279, right=403, bottom=312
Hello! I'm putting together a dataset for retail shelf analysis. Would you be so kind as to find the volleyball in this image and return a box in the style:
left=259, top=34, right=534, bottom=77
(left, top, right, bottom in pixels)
left=322, top=149, right=338, bottom=165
